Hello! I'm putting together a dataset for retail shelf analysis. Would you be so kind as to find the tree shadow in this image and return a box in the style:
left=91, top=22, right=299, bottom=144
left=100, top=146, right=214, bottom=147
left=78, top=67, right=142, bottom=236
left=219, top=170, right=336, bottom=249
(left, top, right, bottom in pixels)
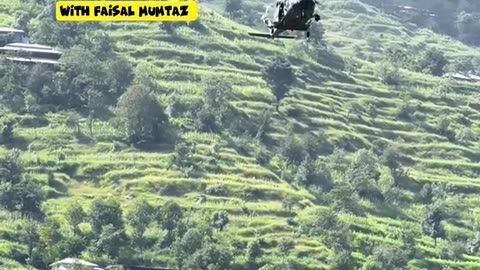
left=3, top=136, right=29, bottom=151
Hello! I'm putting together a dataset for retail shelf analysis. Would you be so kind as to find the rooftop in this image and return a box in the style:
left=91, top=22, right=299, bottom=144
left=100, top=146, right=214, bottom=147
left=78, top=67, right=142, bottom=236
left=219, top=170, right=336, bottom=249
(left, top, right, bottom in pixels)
left=0, top=46, right=62, bottom=55
left=49, top=258, right=99, bottom=267
left=6, top=43, right=53, bottom=50
left=5, top=57, right=60, bottom=65
left=0, top=27, right=25, bottom=33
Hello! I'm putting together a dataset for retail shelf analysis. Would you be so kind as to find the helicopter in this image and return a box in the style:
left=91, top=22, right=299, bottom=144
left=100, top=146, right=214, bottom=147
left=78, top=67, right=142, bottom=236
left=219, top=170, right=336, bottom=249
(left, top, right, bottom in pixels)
left=248, top=0, right=322, bottom=40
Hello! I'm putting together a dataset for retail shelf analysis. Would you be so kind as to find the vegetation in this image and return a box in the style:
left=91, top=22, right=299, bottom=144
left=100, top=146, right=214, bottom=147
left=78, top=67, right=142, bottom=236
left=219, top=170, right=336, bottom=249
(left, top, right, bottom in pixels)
left=2, top=0, right=480, bottom=269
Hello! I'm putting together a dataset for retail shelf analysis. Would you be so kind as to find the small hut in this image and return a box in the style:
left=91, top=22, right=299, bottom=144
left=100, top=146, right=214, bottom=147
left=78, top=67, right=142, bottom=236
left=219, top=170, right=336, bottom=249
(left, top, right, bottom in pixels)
left=49, top=258, right=102, bottom=270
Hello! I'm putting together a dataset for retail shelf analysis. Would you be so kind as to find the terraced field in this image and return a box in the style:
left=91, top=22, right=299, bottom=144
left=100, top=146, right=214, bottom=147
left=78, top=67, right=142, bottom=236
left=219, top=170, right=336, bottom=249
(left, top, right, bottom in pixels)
left=3, top=0, right=480, bottom=269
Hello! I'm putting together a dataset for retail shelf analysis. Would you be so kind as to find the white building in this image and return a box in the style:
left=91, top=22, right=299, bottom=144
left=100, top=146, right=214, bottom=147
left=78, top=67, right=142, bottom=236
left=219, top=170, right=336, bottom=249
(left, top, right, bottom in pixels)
left=49, top=258, right=103, bottom=270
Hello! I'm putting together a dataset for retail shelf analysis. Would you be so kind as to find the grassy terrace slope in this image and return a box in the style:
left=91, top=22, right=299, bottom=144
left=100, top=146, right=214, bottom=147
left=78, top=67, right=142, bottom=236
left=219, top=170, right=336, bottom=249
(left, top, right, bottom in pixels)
left=3, top=0, right=480, bottom=269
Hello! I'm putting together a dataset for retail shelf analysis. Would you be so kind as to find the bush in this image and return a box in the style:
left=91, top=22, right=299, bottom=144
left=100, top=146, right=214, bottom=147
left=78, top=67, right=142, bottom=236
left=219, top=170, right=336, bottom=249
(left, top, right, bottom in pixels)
left=374, top=61, right=401, bottom=85
left=415, top=47, right=449, bottom=76
left=205, top=184, right=230, bottom=197
left=0, top=116, right=14, bottom=144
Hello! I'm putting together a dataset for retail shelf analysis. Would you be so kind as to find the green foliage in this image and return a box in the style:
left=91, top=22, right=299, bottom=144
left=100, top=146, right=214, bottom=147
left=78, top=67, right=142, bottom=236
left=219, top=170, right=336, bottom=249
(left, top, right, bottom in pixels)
left=171, top=227, right=205, bottom=269
left=294, top=156, right=334, bottom=191
left=114, top=85, right=172, bottom=144
left=65, top=202, right=87, bottom=233
left=262, top=57, right=296, bottom=106
left=309, top=207, right=353, bottom=252
left=374, top=60, right=401, bottom=85
left=362, top=244, right=409, bottom=270
left=90, top=197, right=125, bottom=234
left=329, top=181, right=361, bottom=214
left=183, top=243, right=233, bottom=270
left=246, top=239, right=262, bottom=262
left=158, top=200, right=184, bottom=231
left=194, top=77, right=234, bottom=133
left=278, top=238, right=295, bottom=256
left=455, top=11, right=480, bottom=46
left=345, top=149, right=382, bottom=201
left=422, top=204, right=446, bottom=246
left=212, top=210, right=230, bottom=232
left=328, top=250, right=356, bottom=270
left=415, top=47, right=449, bottom=76
left=434, top=78, right=453, bottom=98
left=4, top=0, right=480, bottom=269
left=127, top=200, right=155, bottom=251
left=279, top=129, right=307, bottom=166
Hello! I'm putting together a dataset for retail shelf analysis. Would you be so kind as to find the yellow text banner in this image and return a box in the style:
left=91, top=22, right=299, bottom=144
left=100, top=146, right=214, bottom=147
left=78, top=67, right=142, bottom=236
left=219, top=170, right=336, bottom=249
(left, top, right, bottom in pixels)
left=55, top=1, right=199, bottom=22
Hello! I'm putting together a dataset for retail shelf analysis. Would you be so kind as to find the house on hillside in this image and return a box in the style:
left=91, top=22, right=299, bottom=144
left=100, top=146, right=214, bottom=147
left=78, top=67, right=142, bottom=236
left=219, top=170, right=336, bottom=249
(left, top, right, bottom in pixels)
left=0, top=27, right=29, bottom=46
left=469, top=74, right=480, bottom=82
left=49, top=258, right=103, bottom=270
left=0, top=42, right=62, bottom=66
left=442, top=72, right=480, bottom=83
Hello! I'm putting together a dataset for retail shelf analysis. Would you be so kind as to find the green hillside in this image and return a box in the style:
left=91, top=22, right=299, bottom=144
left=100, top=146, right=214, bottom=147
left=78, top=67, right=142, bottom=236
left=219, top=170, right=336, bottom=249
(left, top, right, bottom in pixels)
left=2, top=0, right=480, bottom=270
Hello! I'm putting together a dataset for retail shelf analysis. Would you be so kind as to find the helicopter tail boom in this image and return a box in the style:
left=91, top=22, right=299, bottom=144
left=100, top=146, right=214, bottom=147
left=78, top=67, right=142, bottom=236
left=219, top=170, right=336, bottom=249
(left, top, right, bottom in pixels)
left=247, top=32, right=296, bottom=39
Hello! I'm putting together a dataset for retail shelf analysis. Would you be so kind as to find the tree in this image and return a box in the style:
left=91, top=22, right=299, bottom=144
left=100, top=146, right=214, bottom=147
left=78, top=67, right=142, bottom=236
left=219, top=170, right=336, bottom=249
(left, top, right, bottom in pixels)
left=114, top=85, right=171, bottom=144
left=0, top=148, right=23, bottom=185
left=436, top=115, right=452, bottom=137
left=374, top=60, right=401, bottom=85
left=328, top=250, right=356, bottom=270
left=132, top=61, right=158, bottom=93
left=309, top=207, right=353, bottom=252
left=329, top=181, right=360, bottom=214
left=158, top=200, right=183, bottom=231
left=194, top=77, right=234, bottom=133
left=246, top=239, right=262, bottom=262
left=344, top=100, right=363, bottom=119
left=345, top=149, right=382, bottom=200
left=384, top=44, right=411, bottom=68
left=278, top=239, right=295, bottom=256
left=12, top=177, right=45, bottom=218
left=362, top=244, right=409, bottom=270
left=127, top=200, right=155, bottom=252
left=31, top=18, right=87, bottom=49
left=400, top=224, right=420, bottom=259
left=434, top=78, right=453, bottom=98
left=65, top=203, right=86, bottom=234
left=280, top=129, right=307, bottom=166
left=456, top=127, right=476, bottom=144
left=0, top=116, right=14, bottom=144
left=183, top=243, right=233, bottom=270
left=37, top=217, right=65, bottom=267
left=0, top=150, right=45, bottom=218
left=262, top=57, right=296, bottom=109
left=294, top=156, right=333, bottom=191
left=212, top=210, right=230, bottom=232
left=90, top=224, right=128, bottom=260
left=415, top=47, right=449, bottom=76
left=90, top=198, right=125, bottom=235
left=65, top=111, right=82, bottom=137
left=380, top=146, right=402, bottom=179
left=455, top=11, right=480, bottom=46
left=172, top=228, right=205, bottom=269
left=422, top=204, right=445, bottom=247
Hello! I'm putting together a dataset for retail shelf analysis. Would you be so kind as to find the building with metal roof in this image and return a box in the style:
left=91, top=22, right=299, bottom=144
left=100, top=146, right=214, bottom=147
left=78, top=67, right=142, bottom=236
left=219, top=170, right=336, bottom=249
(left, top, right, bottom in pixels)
left=0, top=42, right=62, bottom=65
left=0, top=27, right=25, bottom=34
left=49, top=258, right=101, bottom=270
left=5, top=43, right=53, bottom=50
left=0, top=28, right=29, bottom=46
